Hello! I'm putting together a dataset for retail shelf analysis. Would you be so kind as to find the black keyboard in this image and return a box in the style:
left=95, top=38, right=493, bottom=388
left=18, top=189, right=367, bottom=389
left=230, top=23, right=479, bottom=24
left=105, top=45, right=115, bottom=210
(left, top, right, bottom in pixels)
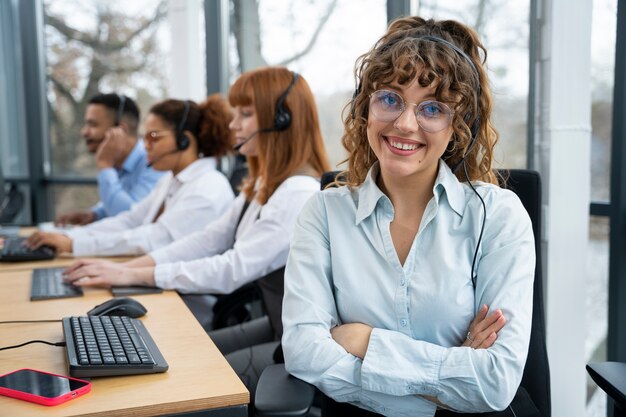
left=62, top=315, right=169, bottom=377
left=0, top=236, right=55, bottom=262
left=31, top=268, right=83, bottom=301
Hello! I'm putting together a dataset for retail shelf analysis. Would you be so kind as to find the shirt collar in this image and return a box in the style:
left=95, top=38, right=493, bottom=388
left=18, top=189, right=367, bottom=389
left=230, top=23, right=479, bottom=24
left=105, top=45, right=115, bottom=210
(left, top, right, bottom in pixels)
left=433, top=160, right=465, bottom=217
left=355, top=160, right=466, bottom=224
left=120, top=139, right=145, bottom=173
left=355, top=163, right=389, bottom=224
left=175, top=157, right=217, bottom=183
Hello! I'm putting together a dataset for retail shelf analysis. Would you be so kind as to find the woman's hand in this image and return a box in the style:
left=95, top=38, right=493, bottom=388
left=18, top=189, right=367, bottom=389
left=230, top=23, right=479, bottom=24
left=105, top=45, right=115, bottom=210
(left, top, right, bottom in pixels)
left=330, top=304, right=505, bottom=360
left=24, top=231, right=72, bottom=253
left=331, top=323, right=373, bottom=359
left=63, top=260, right=156, bottom=288
left=64, top=258, right=118, bottom=275
left=462, top=304, right=506, bottom=349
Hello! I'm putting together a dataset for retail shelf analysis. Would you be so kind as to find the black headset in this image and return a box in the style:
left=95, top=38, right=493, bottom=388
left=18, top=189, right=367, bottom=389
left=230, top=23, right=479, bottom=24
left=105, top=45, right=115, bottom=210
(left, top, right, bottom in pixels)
left=175, top=100, right=191, bottom=151
left=273, top=72, right=299, bottom=131
left=114, top=94, right=127, bottom=126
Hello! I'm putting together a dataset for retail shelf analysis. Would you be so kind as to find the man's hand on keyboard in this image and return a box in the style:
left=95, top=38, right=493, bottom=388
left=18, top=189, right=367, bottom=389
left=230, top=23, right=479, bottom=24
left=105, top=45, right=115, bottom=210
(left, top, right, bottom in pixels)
left=63, top=261, right=157, bottom=288
left=25, top=231, right=72, bottom=253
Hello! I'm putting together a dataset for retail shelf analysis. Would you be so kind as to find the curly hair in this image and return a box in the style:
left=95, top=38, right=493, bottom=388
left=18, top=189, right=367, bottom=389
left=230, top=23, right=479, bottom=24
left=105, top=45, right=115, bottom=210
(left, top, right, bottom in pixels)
left=340, top=16, right=499, bottom=186
left=229, top=67, right=330, bottom=204
left=196, top=94, right=234, bottom=157
left=149, top=95, right=233, bottom=157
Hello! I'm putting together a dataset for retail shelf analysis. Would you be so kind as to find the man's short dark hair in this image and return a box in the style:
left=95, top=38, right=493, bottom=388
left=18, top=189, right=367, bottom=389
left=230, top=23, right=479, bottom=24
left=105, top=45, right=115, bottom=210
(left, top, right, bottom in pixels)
left=88, top=93, right=140, bottom=133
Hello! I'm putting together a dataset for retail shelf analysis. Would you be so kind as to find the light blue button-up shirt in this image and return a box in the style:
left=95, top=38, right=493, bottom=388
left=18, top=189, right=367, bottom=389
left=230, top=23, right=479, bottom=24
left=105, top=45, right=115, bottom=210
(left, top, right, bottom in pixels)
left=282, top=161, right=535, bottom=417
left=91, top=139, right=163, bottom=220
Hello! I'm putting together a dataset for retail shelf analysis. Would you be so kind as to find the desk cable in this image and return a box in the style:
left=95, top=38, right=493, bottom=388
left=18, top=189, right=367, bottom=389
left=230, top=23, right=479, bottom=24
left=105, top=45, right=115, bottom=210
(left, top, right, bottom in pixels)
left=0, top=319, right=65, bottom=351
left=0, top=319, right=60, bottom=324
left=0, top=340, right=66, bottom=351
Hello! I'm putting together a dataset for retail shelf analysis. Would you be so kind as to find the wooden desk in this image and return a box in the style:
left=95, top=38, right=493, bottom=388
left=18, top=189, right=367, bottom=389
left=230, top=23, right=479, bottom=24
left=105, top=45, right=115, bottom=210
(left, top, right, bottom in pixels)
left=0, top=255, right=136, bottom=273
left=0, top=227, right=136, bottom=272
left=0, top=255, right=135, bottom=272
left=0, top=269, right=249, bottom=416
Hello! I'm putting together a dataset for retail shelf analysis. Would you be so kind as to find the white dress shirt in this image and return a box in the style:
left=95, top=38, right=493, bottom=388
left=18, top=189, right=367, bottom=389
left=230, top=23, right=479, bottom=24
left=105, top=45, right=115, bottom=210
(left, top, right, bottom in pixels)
left=149, top=175, right=320, bottom=294
left=69, top=158, right=234, bottom=256
left=281, top=161, right=535, bottom=417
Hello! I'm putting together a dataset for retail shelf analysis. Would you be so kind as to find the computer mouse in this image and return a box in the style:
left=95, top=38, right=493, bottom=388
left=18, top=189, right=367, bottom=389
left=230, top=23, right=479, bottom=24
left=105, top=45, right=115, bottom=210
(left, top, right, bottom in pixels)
left=87, top=297, right=147, bottom=318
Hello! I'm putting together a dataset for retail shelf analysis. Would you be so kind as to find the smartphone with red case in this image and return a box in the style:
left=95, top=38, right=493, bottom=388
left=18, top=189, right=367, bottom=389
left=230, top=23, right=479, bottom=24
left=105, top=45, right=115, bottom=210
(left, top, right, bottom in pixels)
left=0, top=368, right=91, bottom=406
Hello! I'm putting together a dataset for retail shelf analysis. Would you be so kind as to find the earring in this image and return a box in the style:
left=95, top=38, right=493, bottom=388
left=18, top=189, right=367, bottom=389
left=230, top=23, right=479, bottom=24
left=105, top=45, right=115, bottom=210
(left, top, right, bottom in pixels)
left=446, top=139, right=458, bottom=153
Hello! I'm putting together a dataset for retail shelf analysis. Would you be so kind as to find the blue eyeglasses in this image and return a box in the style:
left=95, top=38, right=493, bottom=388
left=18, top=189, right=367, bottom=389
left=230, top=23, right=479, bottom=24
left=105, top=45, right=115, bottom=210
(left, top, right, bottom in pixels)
left=369, top=89, right=454, bottom=133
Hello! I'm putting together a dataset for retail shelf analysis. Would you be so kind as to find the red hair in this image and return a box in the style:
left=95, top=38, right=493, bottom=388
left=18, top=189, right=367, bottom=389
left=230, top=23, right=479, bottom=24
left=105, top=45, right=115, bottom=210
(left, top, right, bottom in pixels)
left=229, top=67, right=330, bottom=204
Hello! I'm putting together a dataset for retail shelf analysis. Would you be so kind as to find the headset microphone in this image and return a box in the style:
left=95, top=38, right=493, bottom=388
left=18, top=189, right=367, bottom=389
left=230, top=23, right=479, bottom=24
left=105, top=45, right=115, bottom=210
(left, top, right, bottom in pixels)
left=232, top=128, right=272, bottom=152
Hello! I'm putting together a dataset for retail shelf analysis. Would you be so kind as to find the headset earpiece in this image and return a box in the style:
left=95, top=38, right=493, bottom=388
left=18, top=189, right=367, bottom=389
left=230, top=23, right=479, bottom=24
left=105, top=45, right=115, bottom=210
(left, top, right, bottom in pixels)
left=273, top=72, right=299, bottom=131
left=176, top=100, right=191, bottom=151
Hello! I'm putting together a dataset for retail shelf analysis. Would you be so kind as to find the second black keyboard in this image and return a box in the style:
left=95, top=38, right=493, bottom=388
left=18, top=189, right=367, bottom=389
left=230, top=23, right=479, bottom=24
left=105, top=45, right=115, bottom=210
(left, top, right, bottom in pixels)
left=0, top=236, right=55, bottom=262
left=31, top=267, right=83, bottom=301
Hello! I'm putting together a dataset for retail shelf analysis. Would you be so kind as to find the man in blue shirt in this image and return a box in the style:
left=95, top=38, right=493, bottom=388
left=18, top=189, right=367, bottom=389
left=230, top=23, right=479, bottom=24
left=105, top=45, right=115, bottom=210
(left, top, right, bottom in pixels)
left=56, top=94, right=163, bottom=225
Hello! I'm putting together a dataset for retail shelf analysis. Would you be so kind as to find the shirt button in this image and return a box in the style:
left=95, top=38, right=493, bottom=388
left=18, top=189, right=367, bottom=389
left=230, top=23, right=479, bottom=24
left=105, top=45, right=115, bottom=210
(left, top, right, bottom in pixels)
left=400, top=279, right=406, bottom=286
left=400, top=319, right=407, bottom=327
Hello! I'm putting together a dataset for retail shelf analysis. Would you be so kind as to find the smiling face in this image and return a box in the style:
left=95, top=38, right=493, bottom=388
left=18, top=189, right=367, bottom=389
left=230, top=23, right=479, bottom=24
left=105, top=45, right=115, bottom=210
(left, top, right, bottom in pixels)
left=80, top=104, right=115, bottom=153
left=229, top=105, right=260, bottom=157
left=366, top=77, right=454, bottom=186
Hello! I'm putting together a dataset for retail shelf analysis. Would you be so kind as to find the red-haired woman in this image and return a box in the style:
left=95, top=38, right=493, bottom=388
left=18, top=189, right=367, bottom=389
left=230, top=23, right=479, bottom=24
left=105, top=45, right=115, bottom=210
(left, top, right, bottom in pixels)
left=63, top=67, right=331, bottom=395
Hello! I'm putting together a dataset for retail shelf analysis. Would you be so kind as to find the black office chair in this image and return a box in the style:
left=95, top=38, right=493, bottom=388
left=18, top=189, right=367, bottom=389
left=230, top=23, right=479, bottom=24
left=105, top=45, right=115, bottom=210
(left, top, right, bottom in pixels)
left=255, top=169, right=551, bottom=417
left=0, top=184, right=25, bottom=224
left=229, top=154, right=249, bottom=196
left=212, top=282, right=264, bottom=329
left=586, top=362, right=626, bottom=417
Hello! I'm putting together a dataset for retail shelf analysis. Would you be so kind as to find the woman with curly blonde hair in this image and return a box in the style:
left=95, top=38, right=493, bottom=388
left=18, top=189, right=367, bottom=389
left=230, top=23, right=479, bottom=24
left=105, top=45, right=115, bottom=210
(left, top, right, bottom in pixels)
left=282, top=16, right=536, bottom=417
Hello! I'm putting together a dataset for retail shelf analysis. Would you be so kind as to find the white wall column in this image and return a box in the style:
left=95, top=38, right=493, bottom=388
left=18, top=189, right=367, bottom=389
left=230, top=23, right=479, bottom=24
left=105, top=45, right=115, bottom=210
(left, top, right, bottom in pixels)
left=536, top=0, right=592, bottom=415
left=168, top=0, right=204, bottom=101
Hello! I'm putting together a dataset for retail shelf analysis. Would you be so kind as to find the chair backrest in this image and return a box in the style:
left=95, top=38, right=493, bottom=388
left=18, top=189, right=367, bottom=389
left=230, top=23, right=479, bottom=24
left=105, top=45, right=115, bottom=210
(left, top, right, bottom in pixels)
left=228, top=154, right=249, bottom=196
left=0, top=184, right=25, bottom=224
left=320, top=169, right=551, bottom=416
left=499, top=169, right=551, bottom=417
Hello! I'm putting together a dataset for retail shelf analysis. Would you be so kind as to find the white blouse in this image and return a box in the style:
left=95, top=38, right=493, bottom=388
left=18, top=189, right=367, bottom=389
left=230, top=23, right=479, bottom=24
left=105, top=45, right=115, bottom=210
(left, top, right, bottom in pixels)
left=149, top=175, right=320, bottom=294
left=68, top=158, right=234, bottom=256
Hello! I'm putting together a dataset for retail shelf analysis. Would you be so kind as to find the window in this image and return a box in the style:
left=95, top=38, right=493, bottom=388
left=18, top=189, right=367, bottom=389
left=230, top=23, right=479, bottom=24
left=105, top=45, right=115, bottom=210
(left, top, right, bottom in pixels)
left=417, top=0, right=530, bottom=169
left=43, top=0, right=174, bottom=214
left=0, top=1, right=30, bottom=224
left=228, top=0, right=388, bottom=169
left=587, top=0, right=617, bottom=415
